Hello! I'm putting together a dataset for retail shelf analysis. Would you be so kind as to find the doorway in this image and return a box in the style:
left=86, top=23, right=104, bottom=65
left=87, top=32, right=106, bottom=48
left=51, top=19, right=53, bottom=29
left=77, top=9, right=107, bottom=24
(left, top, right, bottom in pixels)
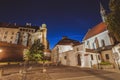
left=77, top=54, right=81, bottom=66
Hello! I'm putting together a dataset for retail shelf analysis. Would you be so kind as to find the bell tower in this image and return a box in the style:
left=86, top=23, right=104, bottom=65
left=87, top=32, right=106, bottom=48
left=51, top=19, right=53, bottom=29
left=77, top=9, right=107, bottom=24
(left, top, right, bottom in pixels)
left=100, top=2, right=106, bottom=22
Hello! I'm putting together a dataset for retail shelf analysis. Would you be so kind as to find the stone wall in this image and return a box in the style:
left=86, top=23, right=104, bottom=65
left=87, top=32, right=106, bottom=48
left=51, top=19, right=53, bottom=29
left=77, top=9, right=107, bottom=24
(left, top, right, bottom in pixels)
left=0, top=42, right=26, bottom=62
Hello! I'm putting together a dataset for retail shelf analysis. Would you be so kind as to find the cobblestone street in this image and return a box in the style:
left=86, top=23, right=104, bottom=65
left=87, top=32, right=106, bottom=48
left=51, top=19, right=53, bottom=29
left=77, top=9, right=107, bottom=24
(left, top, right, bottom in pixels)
left=0, top=65, right=120, bottom=80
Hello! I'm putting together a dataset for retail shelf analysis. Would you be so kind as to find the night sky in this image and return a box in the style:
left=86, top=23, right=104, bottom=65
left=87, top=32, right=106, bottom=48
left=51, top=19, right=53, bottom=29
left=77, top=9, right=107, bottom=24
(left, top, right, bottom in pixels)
left=0, top=0, right=110, bottom=49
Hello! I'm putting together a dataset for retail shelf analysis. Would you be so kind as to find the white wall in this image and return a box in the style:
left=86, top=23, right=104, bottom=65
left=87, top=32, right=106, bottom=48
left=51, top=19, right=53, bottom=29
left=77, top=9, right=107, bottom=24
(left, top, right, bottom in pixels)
left=84, top=30, right=112, bottom=49
left=112, top=43, right=120, bottom=63
left=58, top=45, right=73, bottom=53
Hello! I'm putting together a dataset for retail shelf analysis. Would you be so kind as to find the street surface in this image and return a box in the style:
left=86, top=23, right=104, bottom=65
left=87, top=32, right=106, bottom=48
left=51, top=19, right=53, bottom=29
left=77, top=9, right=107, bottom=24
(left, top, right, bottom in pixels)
left=0, top=64, right=120, bottom=80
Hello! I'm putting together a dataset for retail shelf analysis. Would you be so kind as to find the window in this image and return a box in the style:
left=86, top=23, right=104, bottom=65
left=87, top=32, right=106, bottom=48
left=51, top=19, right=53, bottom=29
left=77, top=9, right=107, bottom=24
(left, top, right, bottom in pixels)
left=26, top=29, right=28, bottom=32
left=101, top=40, right=105, bottom=47
left=118, top=48, right=120, bottom=53
left=76, top=47, right=79, bottom=51
left=91, top=54, right=94, bottom=60
left=87, top=41, right=90, bottom=48
left=98, top=55, right=101, bottom=60
left=11, top=36, right=13, bottom=39
left=12, top=32, right=14, bottom=35
left=64, top=56, right=67, bottom=59
left=92, top=43, right=95, bottom=49
left=105, top=54, right=109, bottom=59
left=95, top=37, right=99, bottom=48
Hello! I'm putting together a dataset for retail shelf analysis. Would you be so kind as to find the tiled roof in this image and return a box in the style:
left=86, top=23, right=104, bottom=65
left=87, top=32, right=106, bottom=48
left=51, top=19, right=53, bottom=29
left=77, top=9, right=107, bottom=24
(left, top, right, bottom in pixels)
left=83, top=22, right=107, bottom=40
left=56, top=37, right=81, bottom=46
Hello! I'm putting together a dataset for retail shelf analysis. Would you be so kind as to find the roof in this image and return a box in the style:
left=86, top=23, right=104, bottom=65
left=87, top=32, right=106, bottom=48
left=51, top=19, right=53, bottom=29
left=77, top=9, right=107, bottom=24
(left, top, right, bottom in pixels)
left=83, top=22, right=107, bottom=40
left=0, top=22, right=39, bottom=30
left=56, top=37, right=81, bottom=46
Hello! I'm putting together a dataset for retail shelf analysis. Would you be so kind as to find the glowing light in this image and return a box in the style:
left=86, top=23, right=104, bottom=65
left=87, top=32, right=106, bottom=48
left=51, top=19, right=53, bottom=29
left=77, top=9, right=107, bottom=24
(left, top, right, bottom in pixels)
left=0, top=49, right=2, bottom=52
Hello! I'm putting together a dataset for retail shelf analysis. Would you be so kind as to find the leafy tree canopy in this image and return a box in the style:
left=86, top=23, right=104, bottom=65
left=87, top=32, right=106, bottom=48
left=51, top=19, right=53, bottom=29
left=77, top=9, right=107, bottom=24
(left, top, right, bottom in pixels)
left=106, top=0, right=120, bottom=41
left=23, top=39, right=44, bottom=62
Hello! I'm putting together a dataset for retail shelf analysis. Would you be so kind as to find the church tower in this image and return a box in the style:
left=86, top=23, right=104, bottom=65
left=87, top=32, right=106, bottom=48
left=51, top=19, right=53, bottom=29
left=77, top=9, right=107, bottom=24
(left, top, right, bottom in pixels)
left=100, top=2, right=106, bottom=22
left=41, top=24, right=48, bottom=49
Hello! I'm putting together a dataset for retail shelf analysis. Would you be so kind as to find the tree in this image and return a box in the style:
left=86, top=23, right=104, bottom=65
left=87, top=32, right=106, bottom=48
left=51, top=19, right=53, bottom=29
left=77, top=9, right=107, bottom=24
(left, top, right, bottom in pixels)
left=106, top=0, right=120, bottom=42
left=24, top=39, right=44, bottom=62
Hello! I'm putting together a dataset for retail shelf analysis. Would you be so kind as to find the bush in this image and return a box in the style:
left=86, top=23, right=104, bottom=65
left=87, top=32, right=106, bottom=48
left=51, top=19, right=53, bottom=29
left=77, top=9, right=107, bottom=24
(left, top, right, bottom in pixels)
left=100, top=61, right=111, bottom=65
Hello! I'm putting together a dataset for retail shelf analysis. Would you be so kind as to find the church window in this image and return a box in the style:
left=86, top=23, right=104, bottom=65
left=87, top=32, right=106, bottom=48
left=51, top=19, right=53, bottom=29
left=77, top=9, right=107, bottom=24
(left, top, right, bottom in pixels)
left=87, top=41, right=90, bottom=48
left=95, top=37, right=99, bottom=48
left=105, top=54, right=109, bottom=60
left=91, top=54, right=94, bottom=60
left=101, top=39, right=105, bottom=47
left=92, top=43, right=95, bottom=49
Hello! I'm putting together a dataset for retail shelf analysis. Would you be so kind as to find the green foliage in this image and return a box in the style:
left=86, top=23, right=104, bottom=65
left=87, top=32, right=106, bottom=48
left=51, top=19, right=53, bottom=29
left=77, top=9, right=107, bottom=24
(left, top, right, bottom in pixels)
left=100, top=61, right=111, bottom=65
left=24, top=39, right=44, bottom=62
left=106, top=0, right=120, bottom=42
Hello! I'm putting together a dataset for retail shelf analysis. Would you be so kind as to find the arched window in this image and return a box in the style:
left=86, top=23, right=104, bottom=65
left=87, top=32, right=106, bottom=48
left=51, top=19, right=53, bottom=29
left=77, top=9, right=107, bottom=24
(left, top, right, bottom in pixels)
left=101, top=39, right=105, bottom=47
left=95, top=37, right=99, bottom=48
left=87, top=41, right=90, bottom=48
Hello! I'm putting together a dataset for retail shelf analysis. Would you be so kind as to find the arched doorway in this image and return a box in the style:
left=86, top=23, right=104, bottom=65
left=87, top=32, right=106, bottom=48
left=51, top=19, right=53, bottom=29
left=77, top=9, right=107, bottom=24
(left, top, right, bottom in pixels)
left=77, top=54, right=81, bottom=66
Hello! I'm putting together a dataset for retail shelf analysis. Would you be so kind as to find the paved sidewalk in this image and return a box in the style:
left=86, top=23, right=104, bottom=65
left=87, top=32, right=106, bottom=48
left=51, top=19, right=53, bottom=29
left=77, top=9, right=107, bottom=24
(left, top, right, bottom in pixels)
left=0, top=65, right=120, bottom=80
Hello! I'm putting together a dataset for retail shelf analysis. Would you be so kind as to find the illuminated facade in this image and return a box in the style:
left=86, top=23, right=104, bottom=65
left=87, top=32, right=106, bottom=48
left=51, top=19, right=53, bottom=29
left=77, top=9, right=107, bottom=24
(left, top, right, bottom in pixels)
left=0, top=23, right=49, bottom=49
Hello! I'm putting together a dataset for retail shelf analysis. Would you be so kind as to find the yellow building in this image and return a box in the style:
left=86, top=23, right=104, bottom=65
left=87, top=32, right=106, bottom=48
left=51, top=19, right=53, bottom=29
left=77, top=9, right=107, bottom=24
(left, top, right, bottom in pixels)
left=0, top=23, right=49, bottom=49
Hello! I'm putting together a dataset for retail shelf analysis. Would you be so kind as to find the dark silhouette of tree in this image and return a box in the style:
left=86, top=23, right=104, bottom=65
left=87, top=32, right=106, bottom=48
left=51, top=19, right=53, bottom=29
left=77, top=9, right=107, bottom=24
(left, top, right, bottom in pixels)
left=106, top=0, right=120, bottom=42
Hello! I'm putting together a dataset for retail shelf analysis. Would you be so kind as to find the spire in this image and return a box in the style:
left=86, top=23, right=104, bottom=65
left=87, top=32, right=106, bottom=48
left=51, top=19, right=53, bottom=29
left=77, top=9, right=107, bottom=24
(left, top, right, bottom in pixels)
left=100, top=2, right=106, bottom=22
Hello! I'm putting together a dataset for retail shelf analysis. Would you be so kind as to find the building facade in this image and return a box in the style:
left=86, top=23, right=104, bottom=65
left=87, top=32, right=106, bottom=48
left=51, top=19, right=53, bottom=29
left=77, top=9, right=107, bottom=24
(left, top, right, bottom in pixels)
left=0, top=23, right=49, bottom=49
left=51, top=36, right=81, bottom=64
